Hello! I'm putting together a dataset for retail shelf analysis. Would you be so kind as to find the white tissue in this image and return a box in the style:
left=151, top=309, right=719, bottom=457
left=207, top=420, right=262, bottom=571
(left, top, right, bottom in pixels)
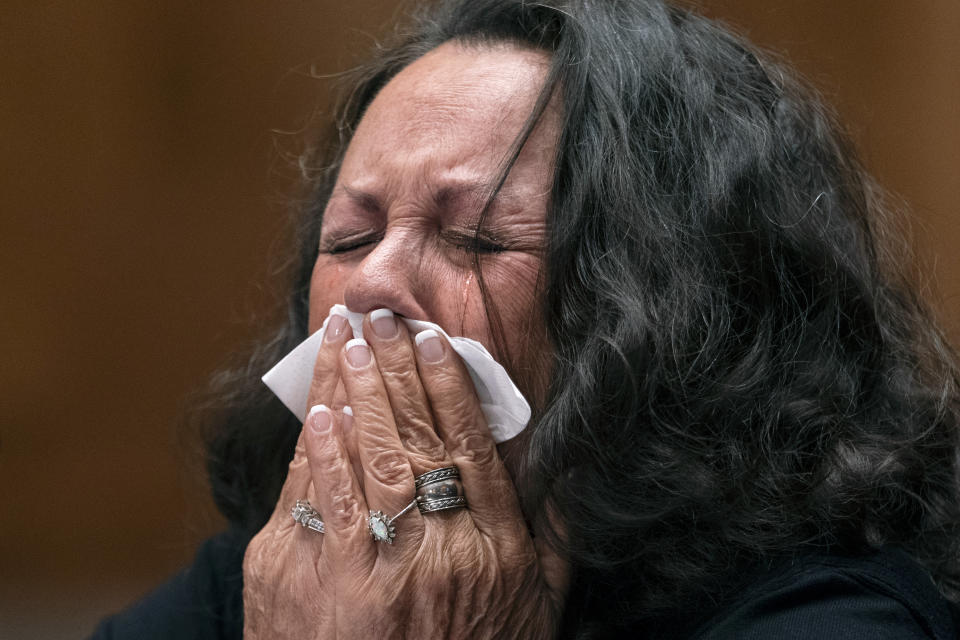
left=261, top=304, right=531, bottom=443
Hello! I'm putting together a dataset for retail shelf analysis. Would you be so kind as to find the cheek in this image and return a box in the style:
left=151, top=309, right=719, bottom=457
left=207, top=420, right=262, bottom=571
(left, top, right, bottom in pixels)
left=489, top=255, right=552, bottom=408
left=308, top=259, right=350, bottom=333
left=484, top=253, right=543, bottom=324
left=455, top=253, right=551, bottom=402
left=450, top=255, right=540, bottom=339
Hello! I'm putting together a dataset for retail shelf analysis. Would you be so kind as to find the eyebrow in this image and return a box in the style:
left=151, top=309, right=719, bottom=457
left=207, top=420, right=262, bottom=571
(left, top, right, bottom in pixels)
left=338, top=181, right=515, bottom=216
left=432, top=183, right=499, bottom=211
left=339, top=186, right=383, bottom=214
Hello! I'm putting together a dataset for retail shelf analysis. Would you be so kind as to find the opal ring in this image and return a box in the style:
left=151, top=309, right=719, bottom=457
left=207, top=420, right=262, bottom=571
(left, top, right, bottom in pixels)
left=368, top=499, right=418, bottom=544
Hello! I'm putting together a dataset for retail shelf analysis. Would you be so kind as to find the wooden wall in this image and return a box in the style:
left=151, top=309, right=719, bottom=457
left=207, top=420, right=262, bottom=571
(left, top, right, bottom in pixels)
left=1, top=1, right=957, bottom=636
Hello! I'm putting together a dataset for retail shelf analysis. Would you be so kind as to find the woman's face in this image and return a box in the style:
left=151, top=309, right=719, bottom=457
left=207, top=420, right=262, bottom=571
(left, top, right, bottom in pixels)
left=309, top=42, right=557, bottom=406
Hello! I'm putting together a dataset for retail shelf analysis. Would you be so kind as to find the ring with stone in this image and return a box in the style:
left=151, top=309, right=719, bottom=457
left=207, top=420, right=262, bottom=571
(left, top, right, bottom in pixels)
left=291, top=499, right=326, bottom=534
left=368, top=498, right=418, bottom=544
left=415, top=466, right=468, bottom=514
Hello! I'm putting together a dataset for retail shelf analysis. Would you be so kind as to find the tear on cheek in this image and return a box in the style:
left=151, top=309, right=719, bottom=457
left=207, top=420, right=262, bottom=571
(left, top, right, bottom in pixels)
left=458, top=272, right=475, bottom=335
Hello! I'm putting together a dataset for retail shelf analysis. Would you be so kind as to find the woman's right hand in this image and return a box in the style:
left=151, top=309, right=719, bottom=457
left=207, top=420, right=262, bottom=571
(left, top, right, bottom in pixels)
left=241, top=313, right=353, bottom=638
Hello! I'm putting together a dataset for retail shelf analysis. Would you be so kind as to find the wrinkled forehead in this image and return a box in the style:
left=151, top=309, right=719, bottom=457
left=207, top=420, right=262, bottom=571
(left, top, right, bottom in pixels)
left=370, top=42, right=549, bottom=127
left=342, top=41, right=556, bottom=177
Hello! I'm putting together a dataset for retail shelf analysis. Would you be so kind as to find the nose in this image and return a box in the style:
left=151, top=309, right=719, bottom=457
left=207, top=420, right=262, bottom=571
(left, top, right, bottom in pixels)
left=341, top=227, right=426, bottom=319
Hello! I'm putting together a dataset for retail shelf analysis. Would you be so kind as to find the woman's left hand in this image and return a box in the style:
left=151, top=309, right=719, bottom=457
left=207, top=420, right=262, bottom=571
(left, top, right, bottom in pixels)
left=300, top=312, right=567, bottom=638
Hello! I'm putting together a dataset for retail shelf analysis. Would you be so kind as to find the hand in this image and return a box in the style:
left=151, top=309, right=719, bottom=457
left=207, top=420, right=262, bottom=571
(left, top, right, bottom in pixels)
left=241, top=311, right=353, bottom=637
left=242, top=310, right=568, bottom=638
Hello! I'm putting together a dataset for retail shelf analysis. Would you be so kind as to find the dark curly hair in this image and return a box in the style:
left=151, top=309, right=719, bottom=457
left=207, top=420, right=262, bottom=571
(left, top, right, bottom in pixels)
left=200, top=0, right=960, bottom=635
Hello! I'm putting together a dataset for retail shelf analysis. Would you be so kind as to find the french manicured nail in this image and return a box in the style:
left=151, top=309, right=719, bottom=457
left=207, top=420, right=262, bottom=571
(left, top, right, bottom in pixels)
left=345, top=338, right=371, bottom=367
left=341, top=406, right=353, bottom=435
left=325, top=312, right=348, bottom=343
left=370, top=308, right=398, bottom=339
left=309, top=404, right=332, bottom=433
left=415, top=329, right=444, bottom=363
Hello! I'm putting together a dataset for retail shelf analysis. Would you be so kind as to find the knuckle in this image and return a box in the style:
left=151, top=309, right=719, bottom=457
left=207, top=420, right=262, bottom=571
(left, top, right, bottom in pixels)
left=432, top=394, right=481, bottom=427
left=366, top=448, right=411, bottom=486
left=397, top=418, right=446, bottom=460
left=456, top=433, right=498, bottom=469
left=429, top=367, right=466, bottom=395
left=313, top=341, right=342, bottom=375
left=378, top=351, right=415, bottom=377
left=410, top=439, right=448, bottom=463
left=290, top=442, right=308, bottom=467
left=328, top=489, right=363, bottom=525
left=309, top=368, right=340, bottom=402
left=284, top=452, right=309, bottom=485
left=352, top=401, right=394, bottom=429
left=313, top=440, right=346, bottom=473
left=408, top=451, right=449, bottom=477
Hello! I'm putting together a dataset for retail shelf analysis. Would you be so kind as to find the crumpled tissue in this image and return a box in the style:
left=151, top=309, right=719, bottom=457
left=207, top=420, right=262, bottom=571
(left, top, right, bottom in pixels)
left=261, top=304, right=531, bottom=443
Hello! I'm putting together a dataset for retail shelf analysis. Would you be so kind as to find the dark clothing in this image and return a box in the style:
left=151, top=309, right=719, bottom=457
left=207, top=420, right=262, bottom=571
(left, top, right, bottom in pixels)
left=91, top=530, right=956, bottom=639
left=90, top=530, right=245, bottom=640
left=693, top=549, right=957, bottom=639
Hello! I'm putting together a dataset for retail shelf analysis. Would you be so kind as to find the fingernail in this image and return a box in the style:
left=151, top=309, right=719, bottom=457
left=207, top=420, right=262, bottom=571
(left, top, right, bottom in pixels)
left=345, top=338, right=371, bottom=367
left=370, top=308, right=398, bottom=339
left=415, top=329, right=444, bottom=363
left=325, top=312, right=349, bottom=343
left=341, top=406, right=353, bottom=435
left=309, top=404, right=332, bottom=433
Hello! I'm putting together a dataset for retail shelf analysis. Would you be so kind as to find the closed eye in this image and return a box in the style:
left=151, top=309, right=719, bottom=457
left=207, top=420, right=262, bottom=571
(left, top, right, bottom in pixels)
left=442, top=230, right=506, bottom=254
left=319, top=231, right=382, bottom=255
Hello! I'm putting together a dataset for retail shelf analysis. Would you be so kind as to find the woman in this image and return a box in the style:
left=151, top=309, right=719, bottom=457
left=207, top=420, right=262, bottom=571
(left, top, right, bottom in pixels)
left=93, top=0, right=960, bottom=637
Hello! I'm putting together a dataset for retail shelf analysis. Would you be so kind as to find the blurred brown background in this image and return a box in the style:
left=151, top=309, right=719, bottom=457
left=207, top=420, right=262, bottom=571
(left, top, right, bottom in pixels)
left=1, top=1, right=957, bottom=637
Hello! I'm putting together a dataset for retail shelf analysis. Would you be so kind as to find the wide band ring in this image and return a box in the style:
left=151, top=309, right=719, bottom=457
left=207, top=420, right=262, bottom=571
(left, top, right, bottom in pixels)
left=415, top=466, right=468, bottom=514
left=291, top=499, right=325, bottom=534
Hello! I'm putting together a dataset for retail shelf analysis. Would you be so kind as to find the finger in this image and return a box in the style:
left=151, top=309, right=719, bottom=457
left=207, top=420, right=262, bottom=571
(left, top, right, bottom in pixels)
left=341, top=405, right=364, bottom=489
left=271, top=309, right=353, bottom=529
left=306, top=309, right=352, bottom=410
left=413, top=329, right=527, bottom=540
left=340, top=337, right=425, bottom=549
left=303, top=404, right=376, bottom=573
left=364, top=309, right=451, bottom=474
left=270, top=425, right=314, bottom=531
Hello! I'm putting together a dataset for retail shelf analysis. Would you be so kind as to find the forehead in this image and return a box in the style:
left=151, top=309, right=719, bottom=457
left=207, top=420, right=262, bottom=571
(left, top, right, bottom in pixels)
left=338, top=42, right=556, bottom=194
left=365, top=42, right=549, bottom=134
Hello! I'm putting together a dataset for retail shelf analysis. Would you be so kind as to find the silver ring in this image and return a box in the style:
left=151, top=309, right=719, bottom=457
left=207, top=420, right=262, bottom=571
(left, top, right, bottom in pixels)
left=291, top=499, right=325, bottom=534
left=418, top=495, right=468, bottom=513
left=415, top=466, right=468, bottom=514
left=368, top=498, right=418, bottom=544
left=414, top=466, right=460, bottom=488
